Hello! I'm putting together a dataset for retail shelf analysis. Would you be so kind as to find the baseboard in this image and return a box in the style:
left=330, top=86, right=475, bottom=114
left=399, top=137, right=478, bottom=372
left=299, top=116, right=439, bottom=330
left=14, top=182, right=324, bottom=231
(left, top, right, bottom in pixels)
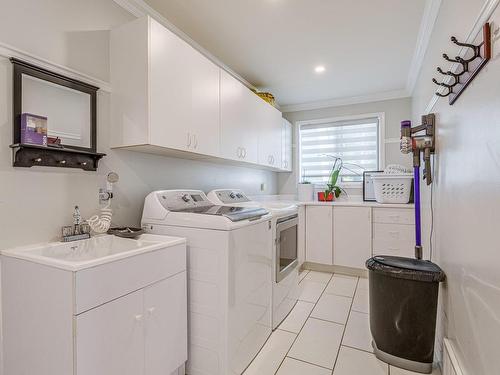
left=302, top=262, right=368, bottom=278
left=442, top=339, right=465, bottom=375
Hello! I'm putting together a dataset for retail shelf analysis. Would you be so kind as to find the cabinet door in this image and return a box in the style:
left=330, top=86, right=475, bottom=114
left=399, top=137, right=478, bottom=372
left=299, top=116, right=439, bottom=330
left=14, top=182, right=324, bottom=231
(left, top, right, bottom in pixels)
left=76, top=290, right=144, bottom=375
left=220, top=70, right=259, bottom=163
left=149, top=18, right=191, bottom=151
left=333, top=207, right=372, bottom=269
left=305, top=206, right=333, bottom=265
left=190, top=50, right=220, bottom=156
left=258, top=103, right=282, bottom=168
left=145, top=272, right=187, bottom=375
left=281, top=119, right=293, bottom=171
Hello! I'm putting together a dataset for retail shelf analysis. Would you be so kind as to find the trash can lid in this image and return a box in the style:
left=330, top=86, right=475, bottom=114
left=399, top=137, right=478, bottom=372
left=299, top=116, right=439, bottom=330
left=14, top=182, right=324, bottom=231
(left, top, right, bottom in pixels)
left=366, top=255, right=445, bottom=283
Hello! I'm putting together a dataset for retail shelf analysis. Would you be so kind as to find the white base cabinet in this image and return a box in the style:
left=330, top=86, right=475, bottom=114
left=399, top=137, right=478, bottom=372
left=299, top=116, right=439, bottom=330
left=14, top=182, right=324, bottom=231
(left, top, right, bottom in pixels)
left=304, top=205, right=416, bottom=270
left=305, top=206, right=333, bottom=265
left=333, top=207, right=372, bottom=269
left=2, top=244, right=187, bottom=375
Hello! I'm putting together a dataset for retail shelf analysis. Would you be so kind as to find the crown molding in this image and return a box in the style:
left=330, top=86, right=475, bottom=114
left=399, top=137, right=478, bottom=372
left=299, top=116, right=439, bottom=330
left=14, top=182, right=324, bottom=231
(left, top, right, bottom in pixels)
left=112, top=0, right=255, bottom=90
left=0, top=42, right=111, bottom=92
left=406, top=0, right=442, bottom=95
left=424, top=0, right=500, bottom=114
left=280, top=89, right=410, bottom=113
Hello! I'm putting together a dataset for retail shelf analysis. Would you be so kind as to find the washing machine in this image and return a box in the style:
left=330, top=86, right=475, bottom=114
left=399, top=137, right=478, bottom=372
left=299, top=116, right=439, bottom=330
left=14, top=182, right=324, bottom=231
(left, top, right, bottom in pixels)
left=141, top=190, right=273, bottom=375
left=207, top=189, right=299, bottom=330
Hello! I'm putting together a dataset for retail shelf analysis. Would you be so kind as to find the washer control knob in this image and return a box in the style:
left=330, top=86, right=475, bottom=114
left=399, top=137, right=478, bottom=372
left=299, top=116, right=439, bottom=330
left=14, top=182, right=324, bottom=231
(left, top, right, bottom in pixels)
left=229, top=192, right=236, bottom=199
left=181, top=194, right=191, bottom=202
left=236, top=193, right=243, bottom=198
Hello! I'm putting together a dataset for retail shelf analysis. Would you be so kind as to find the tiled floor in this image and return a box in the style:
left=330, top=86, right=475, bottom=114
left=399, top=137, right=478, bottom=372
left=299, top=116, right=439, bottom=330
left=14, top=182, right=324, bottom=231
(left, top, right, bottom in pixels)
left=244, top=269, right=441, bottom=375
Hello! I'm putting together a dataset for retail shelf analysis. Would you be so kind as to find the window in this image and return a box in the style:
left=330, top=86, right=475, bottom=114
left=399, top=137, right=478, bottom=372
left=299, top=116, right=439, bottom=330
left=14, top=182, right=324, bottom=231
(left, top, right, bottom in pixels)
left=298, top=115, right=383, bottom=185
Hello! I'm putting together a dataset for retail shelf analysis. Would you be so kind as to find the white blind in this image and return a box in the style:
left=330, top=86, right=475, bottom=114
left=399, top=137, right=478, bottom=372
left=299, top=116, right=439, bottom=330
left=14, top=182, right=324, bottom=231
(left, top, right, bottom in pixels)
left=299, top=117, right=380, bottom=184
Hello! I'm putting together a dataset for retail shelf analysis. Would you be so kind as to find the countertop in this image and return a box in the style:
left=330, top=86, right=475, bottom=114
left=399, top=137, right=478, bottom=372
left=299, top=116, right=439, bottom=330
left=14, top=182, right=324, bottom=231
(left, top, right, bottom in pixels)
left=251, top=194, right=414, bottom=209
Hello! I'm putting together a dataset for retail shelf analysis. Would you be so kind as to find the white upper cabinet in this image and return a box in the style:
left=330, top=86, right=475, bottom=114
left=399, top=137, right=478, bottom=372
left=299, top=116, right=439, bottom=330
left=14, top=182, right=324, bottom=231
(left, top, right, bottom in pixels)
left=257, top=102, right=282, bottom=168
left=220, top=69, right=259, bottom=164
left=111, top=16, right=285, bottom=170
left=281, top=119, right=293, bottom=172
left=111, top=16, right=220, bottom=156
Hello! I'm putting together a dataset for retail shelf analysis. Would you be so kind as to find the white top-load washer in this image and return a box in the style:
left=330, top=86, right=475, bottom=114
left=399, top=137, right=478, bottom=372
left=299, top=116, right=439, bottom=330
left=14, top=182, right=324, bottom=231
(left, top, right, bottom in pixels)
left=141, top=190, right=273, bottom=375
left=207, top=189, right=299, bottom=330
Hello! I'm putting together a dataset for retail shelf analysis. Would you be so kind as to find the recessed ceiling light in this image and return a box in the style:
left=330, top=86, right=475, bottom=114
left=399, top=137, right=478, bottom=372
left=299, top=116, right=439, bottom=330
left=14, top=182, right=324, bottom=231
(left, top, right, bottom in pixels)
left=315, top=65, right=326, bottom=73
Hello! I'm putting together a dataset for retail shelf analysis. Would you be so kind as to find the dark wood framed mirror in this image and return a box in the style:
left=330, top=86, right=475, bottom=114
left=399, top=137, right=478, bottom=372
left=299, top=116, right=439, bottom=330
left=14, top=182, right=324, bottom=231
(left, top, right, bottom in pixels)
left=9, top=58, right=105, bottom=171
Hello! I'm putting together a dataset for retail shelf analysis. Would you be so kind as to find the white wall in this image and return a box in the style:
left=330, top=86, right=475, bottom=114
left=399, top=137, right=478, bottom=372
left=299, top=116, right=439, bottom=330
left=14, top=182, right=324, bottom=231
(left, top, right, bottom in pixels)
left=0, top=0, right=278, bottom=251
left=411, top=0, right=500, bottom=373
left=278, top=97, right=412, bottom=195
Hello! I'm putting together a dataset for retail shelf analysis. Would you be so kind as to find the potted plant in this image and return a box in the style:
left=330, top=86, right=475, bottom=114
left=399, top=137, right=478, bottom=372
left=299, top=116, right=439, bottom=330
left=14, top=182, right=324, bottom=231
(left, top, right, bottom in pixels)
left=318, top=156, right=351, bottom=201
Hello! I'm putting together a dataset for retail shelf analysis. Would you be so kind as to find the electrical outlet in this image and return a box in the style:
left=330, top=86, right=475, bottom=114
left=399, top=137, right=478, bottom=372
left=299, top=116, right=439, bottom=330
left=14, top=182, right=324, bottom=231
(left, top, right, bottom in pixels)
left=260, top=183, right=266, bottom=191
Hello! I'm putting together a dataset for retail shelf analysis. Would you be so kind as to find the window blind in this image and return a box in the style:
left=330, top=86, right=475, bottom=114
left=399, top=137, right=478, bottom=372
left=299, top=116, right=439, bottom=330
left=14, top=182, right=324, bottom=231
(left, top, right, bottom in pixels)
left=299, top=117, right=380, bottom=185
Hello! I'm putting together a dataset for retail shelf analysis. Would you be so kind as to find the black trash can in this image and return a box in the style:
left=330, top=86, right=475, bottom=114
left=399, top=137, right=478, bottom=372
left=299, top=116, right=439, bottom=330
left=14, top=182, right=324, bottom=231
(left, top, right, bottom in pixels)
left=366, top=256, right=445, bottom=374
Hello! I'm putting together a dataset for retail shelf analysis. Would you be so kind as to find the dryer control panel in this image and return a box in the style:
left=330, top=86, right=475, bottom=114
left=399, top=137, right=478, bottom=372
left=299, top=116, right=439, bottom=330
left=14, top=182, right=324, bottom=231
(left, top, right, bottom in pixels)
left=210, top=189, right=251, bottom=204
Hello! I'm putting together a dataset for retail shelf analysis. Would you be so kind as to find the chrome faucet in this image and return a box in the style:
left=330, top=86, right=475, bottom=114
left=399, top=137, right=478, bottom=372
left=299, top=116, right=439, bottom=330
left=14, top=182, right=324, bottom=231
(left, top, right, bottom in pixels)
left=62, top=206, right=91, bottom=242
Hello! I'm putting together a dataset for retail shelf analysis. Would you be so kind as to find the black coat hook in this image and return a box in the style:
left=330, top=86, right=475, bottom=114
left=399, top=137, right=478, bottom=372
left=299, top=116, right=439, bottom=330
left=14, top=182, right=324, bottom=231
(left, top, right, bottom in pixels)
left=432, top=78, right=456, bottom=89
left=451, top=36, right=481, bottom=58
left=435, top=86, right=453, bottom=97
left=442, top=53, right=460, bottom=63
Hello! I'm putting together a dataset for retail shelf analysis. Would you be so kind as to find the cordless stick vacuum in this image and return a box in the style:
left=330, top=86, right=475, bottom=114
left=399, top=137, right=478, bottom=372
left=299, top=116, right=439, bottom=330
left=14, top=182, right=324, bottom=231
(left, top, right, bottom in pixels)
left=400, top=114, right=435, bottom=260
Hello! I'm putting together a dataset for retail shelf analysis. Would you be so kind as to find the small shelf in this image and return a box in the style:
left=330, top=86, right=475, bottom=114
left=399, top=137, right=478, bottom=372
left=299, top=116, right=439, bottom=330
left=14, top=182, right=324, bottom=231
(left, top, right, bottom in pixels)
left=10, top=144, right=106, bottom=171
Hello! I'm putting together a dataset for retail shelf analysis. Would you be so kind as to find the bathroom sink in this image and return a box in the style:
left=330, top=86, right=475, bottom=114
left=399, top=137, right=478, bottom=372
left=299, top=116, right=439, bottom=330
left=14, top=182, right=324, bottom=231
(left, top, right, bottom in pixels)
left=1, top=234, right=185, bottom=271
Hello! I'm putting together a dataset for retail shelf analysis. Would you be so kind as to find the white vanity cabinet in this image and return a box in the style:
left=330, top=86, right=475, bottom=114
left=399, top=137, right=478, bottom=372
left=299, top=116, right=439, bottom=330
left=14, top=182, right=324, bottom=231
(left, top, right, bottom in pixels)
left=1, top=237, right=187, bottom=375
left=305, top=206, right=333, bottom=265
left=333, top=207, right=372, bottom=269
left=111, top=16, right=220, bottom=156
left=281, top=119, right=293, bottom=172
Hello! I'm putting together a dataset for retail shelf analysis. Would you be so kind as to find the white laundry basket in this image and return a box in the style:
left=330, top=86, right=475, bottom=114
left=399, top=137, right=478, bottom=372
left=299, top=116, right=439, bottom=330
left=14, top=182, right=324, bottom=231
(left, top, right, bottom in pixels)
left=371, top=173, right=413, bottom=204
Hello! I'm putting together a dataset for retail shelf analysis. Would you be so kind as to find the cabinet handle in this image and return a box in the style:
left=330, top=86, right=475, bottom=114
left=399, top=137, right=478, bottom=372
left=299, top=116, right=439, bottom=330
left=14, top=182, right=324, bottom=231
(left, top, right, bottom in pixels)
left=147, top=307, right=156, bottom=315
left=187, top=133, right=191, bottom=147
left=193, top=135, right=198, bottom=149
left=237, top=147, right=241, bottom=158
left=242, top=148, right=247, bottom=158
left=135, top=314, right=143, bottom=322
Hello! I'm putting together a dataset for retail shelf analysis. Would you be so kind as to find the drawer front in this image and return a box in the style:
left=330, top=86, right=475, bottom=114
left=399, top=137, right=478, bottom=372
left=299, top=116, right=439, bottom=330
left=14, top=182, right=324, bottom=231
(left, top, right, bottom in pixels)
left=75, top=243, right=186, bottom=314
left=373, top=208, right=414, bottom=225
left=373, top=223, right=414, bottom=258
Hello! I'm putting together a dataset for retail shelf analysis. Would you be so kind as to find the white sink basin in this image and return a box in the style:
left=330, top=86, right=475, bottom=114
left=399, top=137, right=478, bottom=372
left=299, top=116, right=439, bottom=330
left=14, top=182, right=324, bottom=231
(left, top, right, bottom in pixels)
left=1, top=234, right=185, bottom=271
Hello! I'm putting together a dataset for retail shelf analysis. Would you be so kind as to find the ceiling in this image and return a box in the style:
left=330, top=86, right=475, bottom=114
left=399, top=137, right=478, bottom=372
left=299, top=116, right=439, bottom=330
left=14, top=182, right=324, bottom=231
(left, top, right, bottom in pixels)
left=143, top=0, right=429, bottom=110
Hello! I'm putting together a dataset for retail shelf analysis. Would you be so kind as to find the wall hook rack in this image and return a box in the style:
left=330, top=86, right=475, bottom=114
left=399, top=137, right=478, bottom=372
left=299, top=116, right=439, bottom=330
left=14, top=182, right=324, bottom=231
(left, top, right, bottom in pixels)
left=432, top=23, right=491, bottom=105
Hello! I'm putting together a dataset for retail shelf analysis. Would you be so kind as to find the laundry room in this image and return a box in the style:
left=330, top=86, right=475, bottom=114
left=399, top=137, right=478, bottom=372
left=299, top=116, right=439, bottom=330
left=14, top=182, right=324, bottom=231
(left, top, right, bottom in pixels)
left=0, top=0, right=498, bottom=374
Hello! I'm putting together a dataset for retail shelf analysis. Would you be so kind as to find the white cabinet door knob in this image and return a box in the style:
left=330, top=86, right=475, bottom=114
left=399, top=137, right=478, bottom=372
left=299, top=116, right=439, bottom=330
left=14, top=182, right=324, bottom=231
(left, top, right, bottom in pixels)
left=147, top=307, right=156, bottom=315
left=135, top=314, right=143, bottom=322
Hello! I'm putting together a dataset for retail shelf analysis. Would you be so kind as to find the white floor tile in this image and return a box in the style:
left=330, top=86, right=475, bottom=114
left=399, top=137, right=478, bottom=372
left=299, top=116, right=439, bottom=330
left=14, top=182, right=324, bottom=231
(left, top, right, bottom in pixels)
left=333, top=346, right=388, bottom=375
left=298, top=269, right=309, bottom=282
left=304, top=270, right=333, bottom=284
left=243, top=329, right=296, bottom=375
left=298, top=280, right=327, bottom=303
left=311, top=293, right=352, bottom=325
left=325, top=275, right=358, bottom=298
left=357, top=277, right=369, bottom=291
left=352, top=288, right=369, bottom=314
left=279, top=301, right=315, bottom=334
left=288, top=318, right=344, bottom=369
left=342, top=311, right=373, bottom=353
left=277, top=357, right=331, bottom=375
left=390, top=365, right=441, bottom=375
